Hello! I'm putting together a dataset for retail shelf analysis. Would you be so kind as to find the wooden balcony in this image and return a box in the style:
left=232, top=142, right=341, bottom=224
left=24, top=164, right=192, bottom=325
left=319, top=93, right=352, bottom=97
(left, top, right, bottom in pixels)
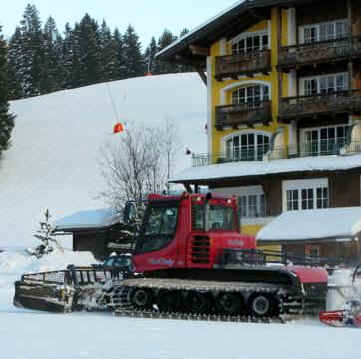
left=279, top=90, right=361, bottom=122
left=215, top=50, right=271, bottom=80
left=215, top=101, right=272, bottom=130
left=278, top=36, right=361, bottom=71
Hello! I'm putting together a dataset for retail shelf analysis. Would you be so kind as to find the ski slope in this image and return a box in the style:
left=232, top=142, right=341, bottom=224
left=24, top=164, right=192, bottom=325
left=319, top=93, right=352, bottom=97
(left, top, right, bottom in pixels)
left=0, top=73, right=206, bottom=248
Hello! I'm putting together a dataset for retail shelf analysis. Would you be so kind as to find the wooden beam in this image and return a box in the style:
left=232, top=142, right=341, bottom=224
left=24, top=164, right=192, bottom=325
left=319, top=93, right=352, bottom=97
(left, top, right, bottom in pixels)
left=174, top=54, right=204, bottom=67
left=189, top=45, right=210, bottom=57
left=248, top=8, right=264, bottom=21
left=194, top=66, right=207, bottom=86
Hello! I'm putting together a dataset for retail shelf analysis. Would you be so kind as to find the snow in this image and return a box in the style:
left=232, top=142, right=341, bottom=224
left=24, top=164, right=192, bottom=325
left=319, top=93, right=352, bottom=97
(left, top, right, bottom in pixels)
left=171, top=153, right=361, bottom=183
left=256, top=207, right=361, bottom=242
left=1, top=70, right=361, bottom=359
left=54, top=208, right=121, bottom=231
left=0, top=73, right=206, bottom=248
left=1, top=250, right=361, bottom=358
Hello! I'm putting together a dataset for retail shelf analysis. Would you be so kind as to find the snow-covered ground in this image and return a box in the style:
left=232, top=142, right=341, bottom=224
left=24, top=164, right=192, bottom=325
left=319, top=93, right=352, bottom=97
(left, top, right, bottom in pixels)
left=0, top=73, right=206, bottom=249
left=1, top=73, right=361, bottom=359
left=1, top=249, right=361, bottom=359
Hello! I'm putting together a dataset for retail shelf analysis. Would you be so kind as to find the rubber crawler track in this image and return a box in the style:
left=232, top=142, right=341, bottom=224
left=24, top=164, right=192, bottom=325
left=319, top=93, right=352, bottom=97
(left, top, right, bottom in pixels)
left=114, top=308, right=297, bottom=324
left=110, top=277, right=308, bottom=324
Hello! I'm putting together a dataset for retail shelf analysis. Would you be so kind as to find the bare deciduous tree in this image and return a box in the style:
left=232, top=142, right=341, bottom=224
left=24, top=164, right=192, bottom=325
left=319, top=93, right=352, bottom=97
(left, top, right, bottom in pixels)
left=98, top=119, right=180, bottom=211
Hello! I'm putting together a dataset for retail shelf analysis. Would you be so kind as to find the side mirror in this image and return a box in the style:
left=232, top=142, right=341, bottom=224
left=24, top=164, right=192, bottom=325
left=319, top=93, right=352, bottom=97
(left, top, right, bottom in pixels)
left=123, top=201, right=137, bottom=223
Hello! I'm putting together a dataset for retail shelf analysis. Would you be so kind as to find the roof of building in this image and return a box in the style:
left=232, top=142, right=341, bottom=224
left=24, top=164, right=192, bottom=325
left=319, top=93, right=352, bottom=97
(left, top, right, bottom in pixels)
left=256, top=207, right=361, bottom=242
left=156, top=0, right=320, bottom=62
left=170, top=154, right=361, bottom=184
left=53, top=208, right=121, bottom=232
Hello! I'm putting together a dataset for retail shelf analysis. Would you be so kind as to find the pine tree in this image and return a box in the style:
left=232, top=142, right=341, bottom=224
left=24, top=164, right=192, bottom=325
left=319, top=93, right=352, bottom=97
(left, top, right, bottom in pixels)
left=7, top=27, right=24, bottom=100
left=122, top=25, right=145, bottom=78
left=0, top=27, right=15, bottom=159
left=157, top=29, right=178, bottom=74
left=41, top=16, right=63, bottom=93
left=61, top=22, right=76, bottom=89
left=99, top=20, right=118, bottom=82
left=19, top=4, right=44, bottom=97
left=72, top=14, right=102, bottom=87
left=113, top=28, right=126, bottom=79
left=144, top=37, right=159, bottom=74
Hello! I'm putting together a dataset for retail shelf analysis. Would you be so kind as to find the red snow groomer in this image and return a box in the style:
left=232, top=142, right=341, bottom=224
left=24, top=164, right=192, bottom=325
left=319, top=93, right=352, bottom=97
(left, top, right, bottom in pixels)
left=320, top=264, right=361, bottom=327
left=15, top=192, right=330, bottom=322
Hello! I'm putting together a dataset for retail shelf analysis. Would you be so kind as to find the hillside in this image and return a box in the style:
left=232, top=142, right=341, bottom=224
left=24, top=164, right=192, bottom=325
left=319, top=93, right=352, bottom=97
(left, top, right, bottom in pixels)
left=0, top=73, right=206, bottom=248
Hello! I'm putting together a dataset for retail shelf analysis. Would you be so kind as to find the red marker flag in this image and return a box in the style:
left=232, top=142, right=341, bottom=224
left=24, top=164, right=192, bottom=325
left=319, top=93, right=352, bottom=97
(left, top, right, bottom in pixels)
left=113, top=122, right=124, bottom=134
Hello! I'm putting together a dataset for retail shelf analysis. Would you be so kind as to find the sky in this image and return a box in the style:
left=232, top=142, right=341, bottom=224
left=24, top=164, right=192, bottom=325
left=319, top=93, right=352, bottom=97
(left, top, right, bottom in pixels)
left=1, top=0, right=239, bottom=49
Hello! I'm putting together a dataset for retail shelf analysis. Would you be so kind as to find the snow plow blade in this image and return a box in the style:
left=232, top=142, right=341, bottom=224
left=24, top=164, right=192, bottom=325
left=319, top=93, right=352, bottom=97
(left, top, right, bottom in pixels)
left=14, top=267, right=123, bottom=313
left=14, top=270, right=72, bottom=312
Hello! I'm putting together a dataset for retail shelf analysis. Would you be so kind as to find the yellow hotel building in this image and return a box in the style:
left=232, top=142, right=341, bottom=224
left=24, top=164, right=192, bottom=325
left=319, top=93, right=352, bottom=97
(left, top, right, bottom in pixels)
left=157, top=0, right=361, bottom=262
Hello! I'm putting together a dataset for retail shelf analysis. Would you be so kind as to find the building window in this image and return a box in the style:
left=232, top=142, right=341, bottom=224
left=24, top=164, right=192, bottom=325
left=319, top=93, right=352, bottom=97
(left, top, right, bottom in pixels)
left=232, top=84, right=269, bottom=110
left=238, top=193, right=266, bottom=218
left=306, top=245, right=321, bottom=258
left=301, top=19, right=349, bottom=44
left=225, top=131, right=270, bottom=161
left=231, top=31, right=269, bottom=55
left=301, top=73, right=348, bottom=96
left=212, top=186, right=266, bottom=219
left=301, top=124, right=350, bottom=156
left=283, top=179, right=329, bottom=212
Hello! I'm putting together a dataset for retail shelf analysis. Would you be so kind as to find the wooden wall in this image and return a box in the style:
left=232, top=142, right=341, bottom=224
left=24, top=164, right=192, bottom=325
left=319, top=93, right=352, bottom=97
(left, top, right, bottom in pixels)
left=73, top=231, right=107, bottom=260
left=283, top=240, right=361, bottom=264
left=211, top=169, right=361, bottom=217
left=297, top=1, right=347, bottom=26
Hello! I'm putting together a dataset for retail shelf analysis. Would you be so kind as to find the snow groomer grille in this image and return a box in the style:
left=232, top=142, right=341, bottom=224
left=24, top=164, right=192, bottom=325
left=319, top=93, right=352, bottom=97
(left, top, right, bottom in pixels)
left=190, top=236, right=210, bottom=264
left=21, top=270, right=67, bottom=284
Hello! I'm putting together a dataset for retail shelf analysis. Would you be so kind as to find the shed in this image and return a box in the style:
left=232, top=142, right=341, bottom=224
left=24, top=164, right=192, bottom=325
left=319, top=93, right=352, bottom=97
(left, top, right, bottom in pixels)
left=256, top=207, right=361, bottom=264
left=53, top=209, right=134, bottom=260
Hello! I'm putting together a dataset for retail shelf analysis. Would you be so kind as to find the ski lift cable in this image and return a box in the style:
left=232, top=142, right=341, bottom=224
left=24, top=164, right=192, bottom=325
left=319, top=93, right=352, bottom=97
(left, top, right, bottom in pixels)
left=105, top=82, right=120, bottom=123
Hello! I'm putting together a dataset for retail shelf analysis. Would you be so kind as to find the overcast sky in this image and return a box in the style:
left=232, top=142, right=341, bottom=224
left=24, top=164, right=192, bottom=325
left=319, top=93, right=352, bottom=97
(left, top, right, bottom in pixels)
left=1, top=0, right=239, bottom=48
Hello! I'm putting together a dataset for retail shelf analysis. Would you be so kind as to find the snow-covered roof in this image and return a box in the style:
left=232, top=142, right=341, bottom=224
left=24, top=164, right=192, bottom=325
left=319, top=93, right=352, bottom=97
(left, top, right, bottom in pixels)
left=256, top=207, right=361, bottom=242
left=170, top=154, right=361, bottom=183
left=53, top=208, right=121, bottom=232
left=156, top=0, right=245, bottom=58
left=156, top=0, right=318, bottom=61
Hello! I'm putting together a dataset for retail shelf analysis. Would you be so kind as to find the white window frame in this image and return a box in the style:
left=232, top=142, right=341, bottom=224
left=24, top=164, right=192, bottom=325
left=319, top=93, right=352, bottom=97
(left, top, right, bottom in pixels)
left=282, top=178, right=329, bottom=212
left=300, top=124, right=350, bottom=156
left=300, top=72, right=349, bottom=96
left=222, top=130, right=271, bottom=162
left=212, top=186, right=271, bottom=225
left=230, top=30, right=270, bottom=55
left=299, top=19, right=349, bottom=44
left=231, top=83, right=270, bottom=111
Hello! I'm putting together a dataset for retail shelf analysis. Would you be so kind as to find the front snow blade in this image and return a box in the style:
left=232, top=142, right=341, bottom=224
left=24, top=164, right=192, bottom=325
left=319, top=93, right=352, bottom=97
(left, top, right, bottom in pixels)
left=319, top=310, right=346, bottom=327
left=13, top=271, right=74, bottom=313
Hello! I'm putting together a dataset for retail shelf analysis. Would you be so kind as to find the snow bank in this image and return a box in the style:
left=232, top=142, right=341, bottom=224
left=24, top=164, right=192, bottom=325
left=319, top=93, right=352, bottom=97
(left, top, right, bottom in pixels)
left=0, top=249, right=96, bottom=289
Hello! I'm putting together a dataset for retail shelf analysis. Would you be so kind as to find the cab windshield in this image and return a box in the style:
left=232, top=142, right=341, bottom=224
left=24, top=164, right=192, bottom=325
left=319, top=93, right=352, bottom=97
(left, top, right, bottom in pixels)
left=136, top=202, right=179, bottom=254
left=192, top=203, right=237, bottom=231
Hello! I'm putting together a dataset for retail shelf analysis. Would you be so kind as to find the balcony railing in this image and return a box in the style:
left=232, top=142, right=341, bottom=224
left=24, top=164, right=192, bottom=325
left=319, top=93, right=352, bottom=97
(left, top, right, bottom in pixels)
left=192, top=144, right=270, bottom=166
left=279, top=90, right=361, bottom=122
left=191, top=139, right=361, bottom=167
left=215, top=50, right=271, bottom=80
left=215, top=100, right=272, bottom=130
left=278, top=36, right=361, bottom=70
